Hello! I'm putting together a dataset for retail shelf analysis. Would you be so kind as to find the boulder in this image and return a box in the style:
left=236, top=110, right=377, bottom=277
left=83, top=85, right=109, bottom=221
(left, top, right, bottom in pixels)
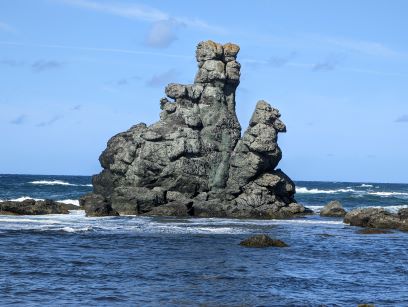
left=344, top=207, right=408, bottom=231
left=86, top=40, right=307, bottom=219
left=0, top=199, right=77, bottom=215
left=320, top=200, right=347, bottom=217
left=239, top=234, right=288, bottom=248
left=79, top=193, right=118, bottom=217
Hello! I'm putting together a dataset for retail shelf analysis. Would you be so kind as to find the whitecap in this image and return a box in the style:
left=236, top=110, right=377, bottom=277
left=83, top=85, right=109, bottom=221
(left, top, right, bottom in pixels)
left=60, top=226, right=93, bottom=233
left=57, top=199, right=80, bottom=206
left=296, top=187, right=355, bottom=194
left=29, top=180, right=92, bottom=187
left=367, top=191, right=408, bottom=197
left=10, top=196, right=44, bottom=202
left=359, top=184, right=373, bottom=188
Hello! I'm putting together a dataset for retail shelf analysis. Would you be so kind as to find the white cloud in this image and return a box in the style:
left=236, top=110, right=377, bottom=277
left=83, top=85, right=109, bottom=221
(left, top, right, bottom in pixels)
left=146, top=69, right=178, bottom=87
left=145, top=20, right=179, bottom=48
left=58, top=0, right=225, bottom=33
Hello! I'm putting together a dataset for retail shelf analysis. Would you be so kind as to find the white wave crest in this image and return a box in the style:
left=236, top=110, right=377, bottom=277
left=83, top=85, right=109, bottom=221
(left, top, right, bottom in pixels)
left=367, top=191, right=408, bottom=197
left=57, top=199, right=80, bottom=206
left=29, top=180, right=92, bottom=187
left=359, top=184, right=373, bottom=187
left=61, top=226, right=93, bottom=233
left=1, top=196, right=80, bottom=206
left=10, top=196, right=44, bottom=202
left=296, top=187, right=355, bottom=194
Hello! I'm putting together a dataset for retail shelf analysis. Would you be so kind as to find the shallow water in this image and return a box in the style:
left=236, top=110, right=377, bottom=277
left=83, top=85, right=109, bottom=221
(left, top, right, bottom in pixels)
left=0, top=175, right=407, bottom=306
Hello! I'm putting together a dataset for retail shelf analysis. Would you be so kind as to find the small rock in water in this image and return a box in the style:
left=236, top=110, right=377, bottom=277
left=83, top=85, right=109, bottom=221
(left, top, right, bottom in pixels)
left=356, top=228, right=392, bottom=235
left=320, top=200, right=347, bottom=217
left=0, top=199, right=77, bottom=215
left=357, top=304, right=375, bottom=307
left=344, top=207, right=408, bottom=231
left=239, top=234, right=288, bottom=248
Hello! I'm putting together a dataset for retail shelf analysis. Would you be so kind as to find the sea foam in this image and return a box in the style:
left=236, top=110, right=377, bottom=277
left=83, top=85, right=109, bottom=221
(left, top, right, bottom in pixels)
left=296, top=187, right=356, bottom=194
left=29, top=180, right=92, bottom=187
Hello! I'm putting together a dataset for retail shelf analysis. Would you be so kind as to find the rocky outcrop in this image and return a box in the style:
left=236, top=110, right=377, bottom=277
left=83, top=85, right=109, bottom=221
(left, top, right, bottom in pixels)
left=239, top=234, right=288, bottom=248
left=0, top=199, right=77, bottom=215
left=320, top=200, right=347, bottom=217
left=344, top=207, right=408, bottom=231
left=84, top=40, right=308, bottom=219
left=79, top=193, right=119, bottom=217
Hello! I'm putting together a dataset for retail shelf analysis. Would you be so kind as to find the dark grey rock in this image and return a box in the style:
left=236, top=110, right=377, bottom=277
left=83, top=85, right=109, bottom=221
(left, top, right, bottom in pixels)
left=344, top=207, right=408, bottom=231
left=79, top=193, right=118, bottom=217
left=0, top=199, right=77, bottom=215
left=85, top=40, right=307, bottom=219
left=239, top=234, right=288, bottom=248
left=320, top=200, right=347, bottom=217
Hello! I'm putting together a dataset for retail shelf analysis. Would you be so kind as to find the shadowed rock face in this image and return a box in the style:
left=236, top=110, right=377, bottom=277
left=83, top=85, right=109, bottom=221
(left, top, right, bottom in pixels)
left=84, top=40, right=307, bottom=218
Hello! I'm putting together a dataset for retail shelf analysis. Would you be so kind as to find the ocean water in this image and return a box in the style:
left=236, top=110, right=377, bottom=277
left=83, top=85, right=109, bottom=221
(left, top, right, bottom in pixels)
left=0, top=175, right=407, bottom=306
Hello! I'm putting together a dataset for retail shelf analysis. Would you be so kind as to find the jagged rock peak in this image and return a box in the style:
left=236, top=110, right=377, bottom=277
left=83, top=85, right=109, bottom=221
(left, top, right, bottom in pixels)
left=82, top=40, right=308, bottom=219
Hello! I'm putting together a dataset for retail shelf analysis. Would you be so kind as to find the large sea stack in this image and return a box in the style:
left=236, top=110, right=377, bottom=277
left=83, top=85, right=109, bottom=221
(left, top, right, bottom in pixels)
left=82, top=40, right=308, bottom=218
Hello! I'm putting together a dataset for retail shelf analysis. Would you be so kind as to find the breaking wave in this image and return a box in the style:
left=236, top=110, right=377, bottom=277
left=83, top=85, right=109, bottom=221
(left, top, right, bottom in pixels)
left=296, top=187, right=408, bottom=199
left=296, top=187, right=356, bottom=194
left=29, top=180, right=92, bottom=187
left=0, top=196, right=80, bottom=206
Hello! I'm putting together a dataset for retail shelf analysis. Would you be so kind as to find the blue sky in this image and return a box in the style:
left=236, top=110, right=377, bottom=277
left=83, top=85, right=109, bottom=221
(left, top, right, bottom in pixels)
left=0, top=0, right=407, bottom=183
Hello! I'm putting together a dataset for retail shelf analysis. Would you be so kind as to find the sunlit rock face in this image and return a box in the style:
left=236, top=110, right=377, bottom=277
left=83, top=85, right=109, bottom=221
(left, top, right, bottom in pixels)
left=83, top=40, right=307, bottom=219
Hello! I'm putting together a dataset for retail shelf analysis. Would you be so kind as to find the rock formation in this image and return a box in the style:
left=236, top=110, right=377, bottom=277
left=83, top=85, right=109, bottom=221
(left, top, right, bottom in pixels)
left=82, top=40, right=308, bottom=219
left=344, top=207, right=408, bottom=231
left=320, top=200, right=347, bottom=217
left=239, top=234, right=288, bottom=248
left=0, top=199, right=77, bottom=215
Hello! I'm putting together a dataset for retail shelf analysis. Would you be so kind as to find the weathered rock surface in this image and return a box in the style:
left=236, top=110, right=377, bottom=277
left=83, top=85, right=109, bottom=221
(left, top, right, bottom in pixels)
left=320, top=200, right=347, bottom=217
left=0, top=199, right=77, bottom=215
left=344, top=207, right=408, bottom=231
left=239, top=234, right=288, bottom=248
left=85, top=40, right=308, bottom=218
left=79, top=193, right=119, bottom=217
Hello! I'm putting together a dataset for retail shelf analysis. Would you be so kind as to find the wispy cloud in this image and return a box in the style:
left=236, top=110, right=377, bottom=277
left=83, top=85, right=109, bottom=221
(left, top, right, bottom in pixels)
left=145, top=19, right=179, bottom=48
left=0, top=21, right=16, bottom=33
left=32, top=60, right=63, bottom=72
left=36, top=115, right=63, bottom=127
left=325, top=37, right=405, bottom=58
left=57, top=0, right=225, bottom=33
left=268, top=52, right=297, bottom=68
left=395, top=115, right=408, bottom=123
left=313, top=54, right=345, bottom=72
left=146, top=69, right=178, bottom=87
left=71, top=104, right=82, bottom=111
left=244, top=51, right=297, bottom=69
left=10, top=115, right=27, bottom=125
left=0, top=41, right=190, bottom=59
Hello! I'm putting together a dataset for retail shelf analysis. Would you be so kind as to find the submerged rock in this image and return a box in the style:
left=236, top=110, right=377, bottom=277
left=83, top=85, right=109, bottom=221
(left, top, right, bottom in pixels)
left=86, top=40, right=308, bottom=219
left=0, top=199, right=77, bottom=215
left=344, top=207, right=408, bottom=231
left=356, top=228, right=393, bottom=235
left=239, top=234, right=288, bottom=248
left=320, top=200, right=347, bottom=217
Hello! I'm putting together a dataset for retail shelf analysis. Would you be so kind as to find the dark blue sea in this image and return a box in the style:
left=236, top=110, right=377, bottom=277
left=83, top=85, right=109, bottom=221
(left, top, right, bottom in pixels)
left=0, top=174, right=407, bottom=306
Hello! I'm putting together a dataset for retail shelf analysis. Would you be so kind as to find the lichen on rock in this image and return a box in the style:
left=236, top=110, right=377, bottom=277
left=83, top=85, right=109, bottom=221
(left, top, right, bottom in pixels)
left=83, top=40, right=308, bottom=219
